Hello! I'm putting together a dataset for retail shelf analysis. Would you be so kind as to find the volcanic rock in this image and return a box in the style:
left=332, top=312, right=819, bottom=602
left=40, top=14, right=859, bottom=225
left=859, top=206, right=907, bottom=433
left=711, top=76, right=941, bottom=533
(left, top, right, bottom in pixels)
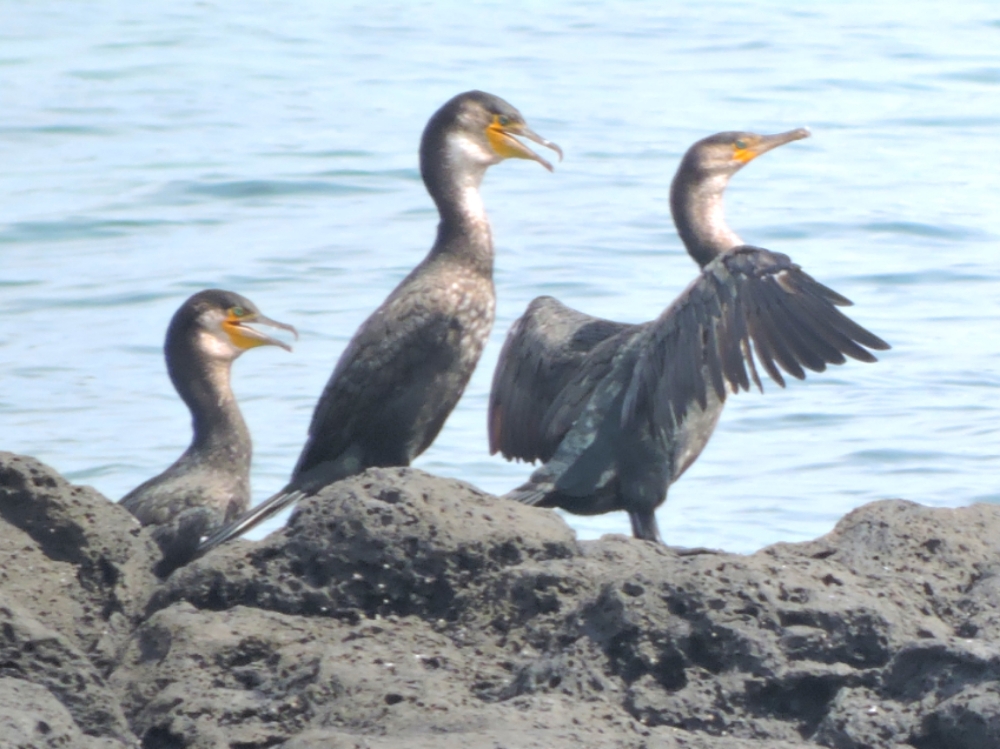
left=2, top=450, right=1000, bottom=748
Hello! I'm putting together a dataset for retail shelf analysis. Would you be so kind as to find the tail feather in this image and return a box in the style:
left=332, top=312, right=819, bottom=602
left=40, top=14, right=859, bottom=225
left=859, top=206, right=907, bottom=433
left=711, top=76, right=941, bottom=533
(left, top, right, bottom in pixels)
left=195, top=489, right=306, bottom=557
left=503, top=483, right=549, bottom=507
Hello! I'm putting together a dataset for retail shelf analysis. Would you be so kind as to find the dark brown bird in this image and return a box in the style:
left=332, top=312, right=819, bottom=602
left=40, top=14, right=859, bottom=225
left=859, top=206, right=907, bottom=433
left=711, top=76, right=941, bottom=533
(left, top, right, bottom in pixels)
left=120, top=289, right=295, bottom=572
left=197, top=90, right=561, bottom=554
left=489, top=129, right=889, bottom=543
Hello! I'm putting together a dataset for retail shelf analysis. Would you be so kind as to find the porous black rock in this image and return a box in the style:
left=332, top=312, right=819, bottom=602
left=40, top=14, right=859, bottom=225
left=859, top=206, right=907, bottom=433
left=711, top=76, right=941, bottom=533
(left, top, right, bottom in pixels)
left=3, top=451, right=1000, bottom=748
left=151, top=467, right=579, bottom=621
left=0, top=452, right=161, bottom=669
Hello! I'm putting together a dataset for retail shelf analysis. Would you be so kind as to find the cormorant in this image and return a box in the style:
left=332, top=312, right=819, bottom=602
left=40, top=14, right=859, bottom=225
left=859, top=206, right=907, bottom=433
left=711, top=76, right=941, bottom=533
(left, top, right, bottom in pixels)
left=488, top=129, right=889, bottom=543
left=120, top=289, right=296, bottom=572
left=197, top=90, right=561, bottom=554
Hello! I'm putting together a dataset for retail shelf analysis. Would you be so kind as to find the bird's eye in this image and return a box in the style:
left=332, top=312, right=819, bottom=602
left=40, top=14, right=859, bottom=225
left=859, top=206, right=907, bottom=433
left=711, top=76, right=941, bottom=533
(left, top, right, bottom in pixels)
left=497, top=115, right=511, bottom=127
left=230, top=306, right=247, bottom=318
left=735, top=140, right=747, bottom=150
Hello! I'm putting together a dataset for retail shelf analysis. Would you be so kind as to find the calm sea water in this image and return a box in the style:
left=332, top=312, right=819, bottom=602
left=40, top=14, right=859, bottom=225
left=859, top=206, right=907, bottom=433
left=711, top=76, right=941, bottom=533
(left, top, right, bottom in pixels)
left=3, top=2, right=999, bottom=553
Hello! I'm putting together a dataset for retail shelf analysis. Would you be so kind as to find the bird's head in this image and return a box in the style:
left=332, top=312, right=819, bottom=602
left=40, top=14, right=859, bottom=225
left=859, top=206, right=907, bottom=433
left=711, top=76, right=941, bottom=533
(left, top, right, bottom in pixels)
left=171, top=289, right=298, bottom=363
left=681, top=128, right=811, bottom=180
left=422, top=90, right=563, bottom=177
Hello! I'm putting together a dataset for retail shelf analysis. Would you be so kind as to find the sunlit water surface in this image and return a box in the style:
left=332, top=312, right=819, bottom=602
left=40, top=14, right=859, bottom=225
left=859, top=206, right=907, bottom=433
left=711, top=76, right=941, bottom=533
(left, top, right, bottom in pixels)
left=3, top=2, right=999, bottom=553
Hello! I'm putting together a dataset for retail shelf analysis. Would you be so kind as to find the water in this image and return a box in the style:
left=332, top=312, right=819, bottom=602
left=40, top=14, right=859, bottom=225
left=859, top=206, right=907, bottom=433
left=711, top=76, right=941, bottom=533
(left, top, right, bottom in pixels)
left=3, top=1, right=999, bottom=553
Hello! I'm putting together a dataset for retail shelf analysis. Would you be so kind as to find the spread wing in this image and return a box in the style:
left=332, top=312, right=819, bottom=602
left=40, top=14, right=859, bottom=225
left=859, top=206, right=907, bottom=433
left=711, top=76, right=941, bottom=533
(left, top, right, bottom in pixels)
left=621, top=245, right=891, bottom=431
left=488, top=296, right=636, bottom=463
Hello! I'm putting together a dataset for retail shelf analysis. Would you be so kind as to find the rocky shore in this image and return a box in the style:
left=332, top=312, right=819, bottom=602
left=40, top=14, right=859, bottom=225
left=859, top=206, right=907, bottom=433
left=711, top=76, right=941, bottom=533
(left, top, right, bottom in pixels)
left=2, top=450, right=999, bottom=748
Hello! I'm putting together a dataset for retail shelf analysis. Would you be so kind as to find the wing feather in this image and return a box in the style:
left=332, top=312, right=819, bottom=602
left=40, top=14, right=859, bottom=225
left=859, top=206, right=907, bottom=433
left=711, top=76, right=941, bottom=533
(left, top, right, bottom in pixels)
left=792, top=295, right=881, bottom=363
left=766, top=276, right=842, bottom=371
left=767, top=283, right=847, bottom=367
left=488, top=296, right=635, bottom=462
left=798, top=284, right=890, bottom=354
left=623, top=245, right=889, bottom=431
left=747, top=278, right=808, bottom=380
left=741, top=279, right=787, bottom=387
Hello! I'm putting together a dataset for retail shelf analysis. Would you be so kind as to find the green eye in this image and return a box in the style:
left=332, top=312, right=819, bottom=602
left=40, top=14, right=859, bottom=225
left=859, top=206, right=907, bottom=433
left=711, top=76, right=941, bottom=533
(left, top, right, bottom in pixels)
left=497, top=115, right=511, bottom=127
left=735, top=140, right=747, bottom=150
left=231, top=306, right=247, bottom=318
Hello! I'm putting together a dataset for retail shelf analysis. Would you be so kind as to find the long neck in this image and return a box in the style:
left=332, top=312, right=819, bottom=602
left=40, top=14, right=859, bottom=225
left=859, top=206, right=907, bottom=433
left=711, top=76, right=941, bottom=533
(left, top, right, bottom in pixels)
left=670, top=168, right=743, bottom=268
left=166, top=336, right=251, bottom=463
left=420, top=133, right=495, bottom=278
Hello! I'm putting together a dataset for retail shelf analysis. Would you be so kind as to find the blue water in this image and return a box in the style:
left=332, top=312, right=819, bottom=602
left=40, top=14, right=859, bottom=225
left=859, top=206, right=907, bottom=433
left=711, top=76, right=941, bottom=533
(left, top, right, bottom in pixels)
left=3, top=2, right=999, bottom=553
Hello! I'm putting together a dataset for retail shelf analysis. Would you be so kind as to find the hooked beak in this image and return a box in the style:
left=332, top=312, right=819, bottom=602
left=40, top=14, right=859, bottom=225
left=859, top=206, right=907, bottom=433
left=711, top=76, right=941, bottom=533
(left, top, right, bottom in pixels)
left=735, top=127, right=810, bottom=163
left=225, top=313, right=298, bottom=352
left=487, top=121, right=564, bottom=172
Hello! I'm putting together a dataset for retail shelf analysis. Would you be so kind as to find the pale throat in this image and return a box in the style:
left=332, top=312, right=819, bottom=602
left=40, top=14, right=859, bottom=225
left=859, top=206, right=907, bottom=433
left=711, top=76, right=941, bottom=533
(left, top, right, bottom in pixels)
left=697, top=189, right=744, bottom=252
left=193, top=329, right=240, bottom=408
left=444, top=133, right=495, bottom=243
left=678, top=173, right=745, bottom=259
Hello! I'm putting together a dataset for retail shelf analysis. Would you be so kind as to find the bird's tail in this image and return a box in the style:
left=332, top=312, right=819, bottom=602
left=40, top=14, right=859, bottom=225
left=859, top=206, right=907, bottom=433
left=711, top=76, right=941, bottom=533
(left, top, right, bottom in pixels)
left=195, top=488, right=307, bottom=557
left=502, top=482, right=549, bottom=507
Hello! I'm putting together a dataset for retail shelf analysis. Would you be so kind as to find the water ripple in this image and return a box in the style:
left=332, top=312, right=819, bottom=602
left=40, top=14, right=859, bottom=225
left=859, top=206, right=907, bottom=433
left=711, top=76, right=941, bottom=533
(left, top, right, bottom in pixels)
left=884, top=115, right=1000, bottom=128
left=851, top=269, right=995, bottom=285
left=859, top=221, right=987, bottom=240
left=942, top=68, right=1000, bottom=84
left=164, top=178, right=381, bottom=201
left=0, top=124, right=115, bottom=137
left=0, top=218, right=203, bottom=244
left=7, top=291, right=174, bottom=314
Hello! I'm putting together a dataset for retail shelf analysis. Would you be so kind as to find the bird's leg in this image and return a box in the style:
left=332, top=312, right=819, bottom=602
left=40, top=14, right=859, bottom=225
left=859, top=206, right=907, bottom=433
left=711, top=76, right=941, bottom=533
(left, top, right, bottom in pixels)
left=629, top=509, right=663, bottom=543
left=628, top=510, right=721, bottom=555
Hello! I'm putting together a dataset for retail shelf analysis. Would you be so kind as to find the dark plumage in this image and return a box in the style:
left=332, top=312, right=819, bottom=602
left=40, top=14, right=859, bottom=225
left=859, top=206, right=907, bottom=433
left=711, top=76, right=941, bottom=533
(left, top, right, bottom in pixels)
left=489, top=129, right=889, bottom=543
left=120, top=289, right=295, bottom=573
left=197, top=90, right=561, bottom=554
